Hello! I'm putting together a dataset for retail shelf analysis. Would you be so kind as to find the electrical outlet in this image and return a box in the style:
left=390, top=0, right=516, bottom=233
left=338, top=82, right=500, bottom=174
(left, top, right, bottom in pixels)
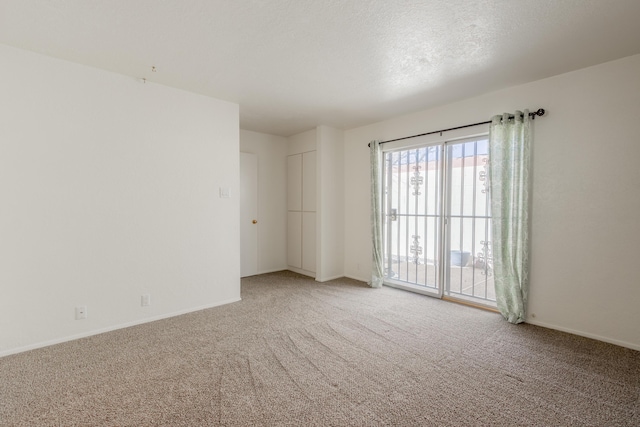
left=141, top=294, right=151, bottom=307
left=75, top=306, right=87, bottom=320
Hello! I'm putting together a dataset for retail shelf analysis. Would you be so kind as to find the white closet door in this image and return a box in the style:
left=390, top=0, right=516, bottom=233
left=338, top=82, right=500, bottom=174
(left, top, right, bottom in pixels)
left=302, top=151, right=316, bottom=212
left=287, top=211, right=302, bottom=269
left=287, top=154, right=302, bottom=211
left=302, top=212, right=316, bottom=273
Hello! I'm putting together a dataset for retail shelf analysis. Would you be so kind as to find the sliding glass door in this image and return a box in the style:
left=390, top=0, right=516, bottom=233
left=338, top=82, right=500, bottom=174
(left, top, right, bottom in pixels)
left=382, top=137, right=496, bottom=307
left=383, top=145, right=443, bottom=296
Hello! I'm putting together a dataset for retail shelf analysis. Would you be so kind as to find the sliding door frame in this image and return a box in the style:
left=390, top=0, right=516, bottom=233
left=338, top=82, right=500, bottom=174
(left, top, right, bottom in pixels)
left=382, top=141, right=445, bottom=298
left=380, top=130, right=496, bottom=308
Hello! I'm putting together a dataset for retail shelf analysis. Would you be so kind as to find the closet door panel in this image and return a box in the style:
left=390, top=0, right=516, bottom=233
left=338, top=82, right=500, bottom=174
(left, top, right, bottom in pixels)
left=287, top=154, right=302, bottom=211
left=302, top=212, right=316, bottom=273
left=287, top=211, right=302, bottom=269
left=302, top=151, right=316, bottom=212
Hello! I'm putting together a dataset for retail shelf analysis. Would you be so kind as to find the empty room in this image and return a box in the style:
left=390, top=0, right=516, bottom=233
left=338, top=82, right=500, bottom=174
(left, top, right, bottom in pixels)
left=1, top=0, right=639, bottom=425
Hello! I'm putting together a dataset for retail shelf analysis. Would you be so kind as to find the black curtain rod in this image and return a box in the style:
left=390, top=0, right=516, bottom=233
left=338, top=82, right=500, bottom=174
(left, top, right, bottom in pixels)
left=368, top=108, right=546, bottom=147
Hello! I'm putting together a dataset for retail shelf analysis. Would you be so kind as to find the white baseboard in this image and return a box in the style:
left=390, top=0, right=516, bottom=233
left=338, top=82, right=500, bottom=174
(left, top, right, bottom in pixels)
left=286, top=267, right=315, bottom=278
left=525, top=318, right=640, bottom=351
left=0, top=297, right=242, bottom=358
left=241, top=268, right=288, bottom=278
left=257, top=268, right=288, bottom=275
left=315, top=274, right=346, bottom=282
left=344, top=274, right=369, bottom=283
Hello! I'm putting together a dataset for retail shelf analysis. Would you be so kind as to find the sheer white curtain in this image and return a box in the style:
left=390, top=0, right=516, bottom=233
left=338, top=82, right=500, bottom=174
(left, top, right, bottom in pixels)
left=369, top=140, right=383, bottom=288
left=488, top=111, right=532, bottom=323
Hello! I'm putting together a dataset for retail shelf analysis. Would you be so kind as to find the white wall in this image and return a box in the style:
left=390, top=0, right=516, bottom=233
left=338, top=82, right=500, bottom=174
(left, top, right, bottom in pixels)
left=344, top=54, right=640, bottom=350
left=239, top=130, right=288, bottom=274
left=316, top=126, right=345, bottom=282
left=288, top=129, right=317, bottom=155
left=0, top=44, right=241, bottom=356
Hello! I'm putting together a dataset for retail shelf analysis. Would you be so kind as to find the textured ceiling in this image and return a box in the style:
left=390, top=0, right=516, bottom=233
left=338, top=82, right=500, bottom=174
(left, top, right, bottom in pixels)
left=1, top=0, right=640, bottom=136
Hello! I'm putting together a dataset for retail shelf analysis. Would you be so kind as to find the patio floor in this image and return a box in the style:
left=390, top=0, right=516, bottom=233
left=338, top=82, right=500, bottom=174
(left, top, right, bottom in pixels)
left=388, top=260, right=497, bottom=306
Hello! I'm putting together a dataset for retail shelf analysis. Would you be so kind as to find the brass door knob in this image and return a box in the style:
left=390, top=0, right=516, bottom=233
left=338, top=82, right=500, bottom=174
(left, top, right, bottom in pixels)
left=252, top=220, right=258, bottom=224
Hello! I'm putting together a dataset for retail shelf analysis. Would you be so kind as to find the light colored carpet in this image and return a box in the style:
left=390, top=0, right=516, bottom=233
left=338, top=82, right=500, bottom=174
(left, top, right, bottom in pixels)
left=1, top=271, right=638, bottom=426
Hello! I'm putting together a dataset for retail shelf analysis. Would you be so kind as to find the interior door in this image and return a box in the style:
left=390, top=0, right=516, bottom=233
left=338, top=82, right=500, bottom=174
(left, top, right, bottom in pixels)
left=240, top=152, right=258, bottom=277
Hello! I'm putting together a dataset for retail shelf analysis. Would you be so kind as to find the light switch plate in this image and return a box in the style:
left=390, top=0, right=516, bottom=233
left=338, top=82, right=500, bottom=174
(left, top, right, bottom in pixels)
left=141, top=294, right=151, bottom=307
